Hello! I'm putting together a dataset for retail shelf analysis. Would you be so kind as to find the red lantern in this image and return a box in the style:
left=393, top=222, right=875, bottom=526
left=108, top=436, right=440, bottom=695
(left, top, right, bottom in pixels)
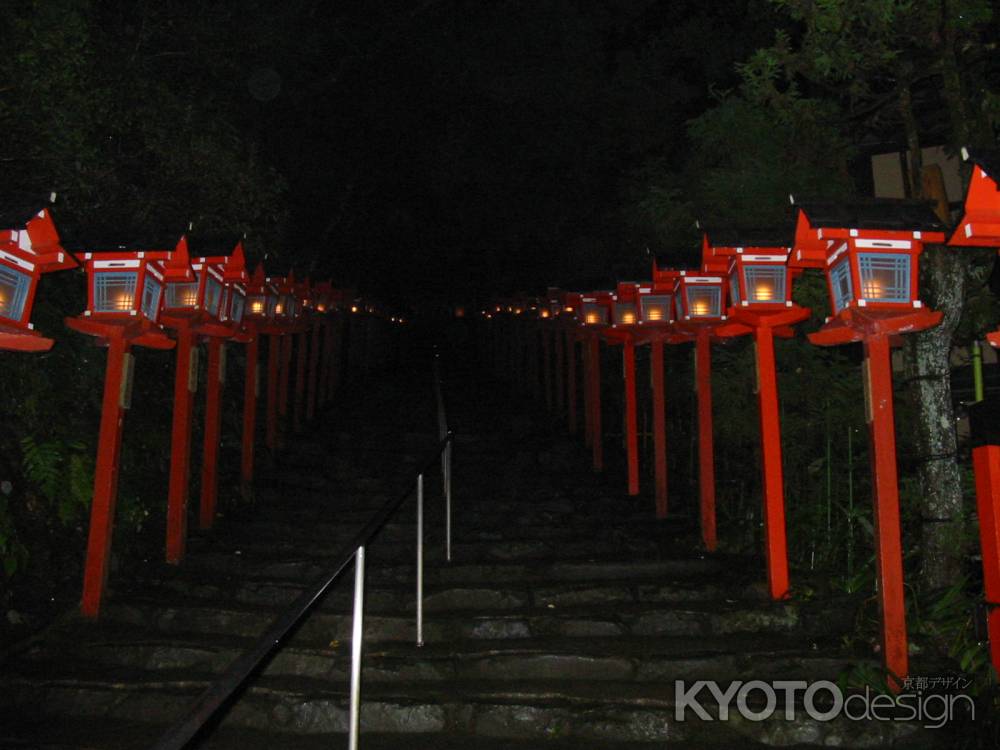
left=703, top=226, right=812, bottom=601
left=602, top=282, right=645, bottom=496
left=949, top=148, right=1000, bottom=677
left=790, top=197, right=946, bottom=691
left=67, top=237, right=192, bottom=618
left=950, top=148, right=1000, bottom=347
left=192, top=244, right=251, bottom=533
left=0, top=205, right=75, bottom=351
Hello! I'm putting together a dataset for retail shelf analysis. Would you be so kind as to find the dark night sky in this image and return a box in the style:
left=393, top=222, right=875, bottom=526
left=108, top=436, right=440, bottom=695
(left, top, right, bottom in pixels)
left=239, top=1, right=781, bottom=309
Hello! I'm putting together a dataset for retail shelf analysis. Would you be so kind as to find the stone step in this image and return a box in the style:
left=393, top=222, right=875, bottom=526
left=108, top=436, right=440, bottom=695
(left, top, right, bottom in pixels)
left=170, top=555, right=738, bottom=590
left=94, top=597, right=838, bottom=646
left=13, top=630, right=856, bottom=685
left=0, top=672, right=934, bottom=747
left=137, top=574, right=768, bottom=612
left=2, top=716, right=796, bottom=750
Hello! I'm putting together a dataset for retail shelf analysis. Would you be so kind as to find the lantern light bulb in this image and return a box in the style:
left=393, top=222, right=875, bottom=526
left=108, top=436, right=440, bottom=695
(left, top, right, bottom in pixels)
left=116, top=294, right=134, bottom=311
left=585, top=312, right=599, bottom=325
left=753, top=283, right=774, bottom=302
left=692, top=300, right=709, bottom=316
left=646, top=307, right=663, bottom=322
left=621, top=312, right=636, bottom=325
left=540, top=309, right=550, bottom=319
left=564, top=306, right=573, bottom=313
left=351, top=305, right=359, bottom=313
left=251, top=300, right=264, bottom=314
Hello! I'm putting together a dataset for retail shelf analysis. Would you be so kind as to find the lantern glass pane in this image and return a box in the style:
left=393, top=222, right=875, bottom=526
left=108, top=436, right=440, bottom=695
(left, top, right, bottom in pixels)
left=614, top=302, right=637, bottom=326
left=744, top=265, right=786, bottom=304
left=582, top=302, right=607, bottom=325
left=266, top=294, right=277, bottom=318
left=640, top=295, right=670, bottom=322
left=858, top=253, right=910, bottom=302
left=166, top=273, right=200, bottom=309
left=685, top=285, right=721, bottom=317
left=0, top=265, right=32, bottom=322
left=141, top=276, right=162, bottom=320
left=93, top=272, right=138, bottom=313
left=204, top=275, right=223, bottom=317
left=729, top=273, right=741, bottom=305
left=248, top=294, right=266, bottom=316
left=830, top=258, right=853, bottom=313
left=230, top=290, right=246, bottom=323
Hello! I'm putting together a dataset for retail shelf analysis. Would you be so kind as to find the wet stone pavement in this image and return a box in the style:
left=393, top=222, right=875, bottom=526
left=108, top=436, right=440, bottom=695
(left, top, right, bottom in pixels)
left=0, top=358, right=965, bottom=748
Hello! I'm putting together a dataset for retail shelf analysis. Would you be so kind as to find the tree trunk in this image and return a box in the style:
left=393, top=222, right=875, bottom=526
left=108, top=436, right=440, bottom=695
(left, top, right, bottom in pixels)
left=903, top=247, right=969, bottom=591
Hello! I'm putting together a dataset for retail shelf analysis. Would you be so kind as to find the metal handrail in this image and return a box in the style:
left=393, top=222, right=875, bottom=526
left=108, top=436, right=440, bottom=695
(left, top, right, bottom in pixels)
left=152, top=376, right=454, bottom=750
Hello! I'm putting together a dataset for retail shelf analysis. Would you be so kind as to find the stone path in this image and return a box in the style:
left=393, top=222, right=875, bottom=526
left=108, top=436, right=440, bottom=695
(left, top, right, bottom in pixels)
left=0, top=354, right=955, bottom=748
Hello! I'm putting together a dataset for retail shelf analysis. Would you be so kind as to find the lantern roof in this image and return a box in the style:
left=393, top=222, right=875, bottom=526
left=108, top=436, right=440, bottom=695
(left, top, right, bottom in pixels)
left=789, top=196, right=946, bottom=233
left=700, top=225, right=795, bottom=254
left=961, top=147, right=1000, bottom=180
left=0, top=204, right=75, bottom=272
left=948, top=147, right=1000, bottom=248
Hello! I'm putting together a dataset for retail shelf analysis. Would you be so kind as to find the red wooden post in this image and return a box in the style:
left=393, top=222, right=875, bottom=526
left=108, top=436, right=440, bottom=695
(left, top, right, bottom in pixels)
left=266, top=334, right=280, bottom=453
left=623, top=338, right=639, bottom=495
left=588, top=335, right=603, bottom=471
left=863, top=333, right=908, bottom=691
left=199, top=338, right=224, bottom=530
left=754, top=326, right=790, bottom=600
left=582, top=334, right=593, bottom=447
left=973, top=444, right=1000, bottom=674
left=306, top=319, right=321, bottom=421
left=322, top=318, right=337, bottom=405
left=166, top=324, right=197, bottom=564
left=566, top=330, right=577, bottom=434
left=695, top=328, right=716, bottom=551
left=279, top=332, right=292, bottom=418
left=294, top=329, right=308, bottom=432
left=555, top=325, right=565, bottom=415
left=542, top=327, right=553, bottom=411
left=80, top=331, right=130, bottom=618
left=530, top=326, right=541, bottom=402
left=651, top=338, right=668, bottom=518
left=241, top=334, right=259, bottom=500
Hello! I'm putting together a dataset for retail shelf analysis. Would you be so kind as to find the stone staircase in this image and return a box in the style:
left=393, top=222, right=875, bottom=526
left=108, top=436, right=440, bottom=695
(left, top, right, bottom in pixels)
left=0, top=363, right=956, bottom=748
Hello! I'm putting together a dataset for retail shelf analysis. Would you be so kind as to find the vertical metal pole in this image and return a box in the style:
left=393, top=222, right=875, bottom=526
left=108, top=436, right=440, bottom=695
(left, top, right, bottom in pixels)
left=446, top=439, right=453, bottom=562
left=349, top=545, right=365, bottom=750
left=973, top=340, right=985, bottom=403
left=417, top=474, right=424, bottom=647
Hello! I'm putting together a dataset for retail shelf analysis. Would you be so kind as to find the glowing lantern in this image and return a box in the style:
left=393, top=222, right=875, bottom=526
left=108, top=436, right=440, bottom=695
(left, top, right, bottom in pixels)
left=0, top=203, right=76, bottom=350
left=790, top=196, right=946, bottom=692
left=67, top=236, right=192, bottom=618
